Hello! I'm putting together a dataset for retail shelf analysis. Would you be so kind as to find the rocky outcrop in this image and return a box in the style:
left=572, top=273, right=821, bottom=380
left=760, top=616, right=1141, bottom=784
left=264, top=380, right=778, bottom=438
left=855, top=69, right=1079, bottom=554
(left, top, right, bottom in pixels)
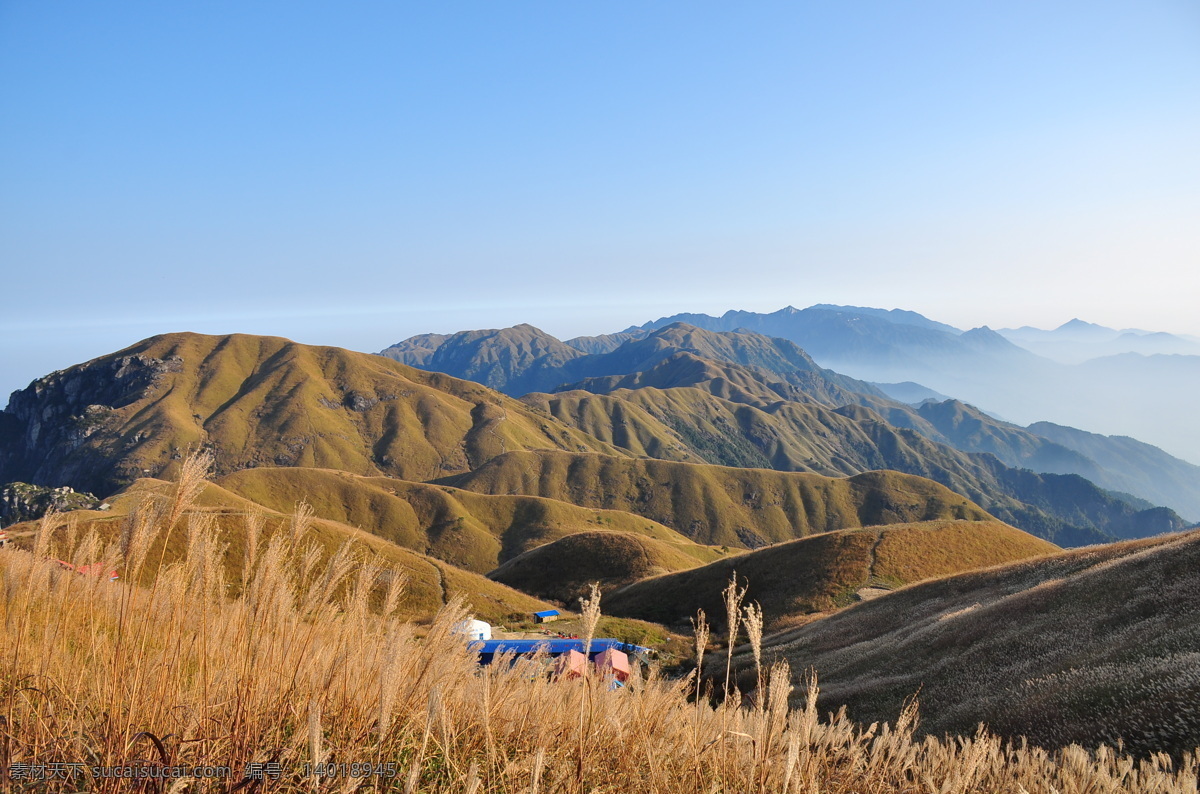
left=0, top=353, right=183, bottom=495
left=0, top=482, right=103, bottom=527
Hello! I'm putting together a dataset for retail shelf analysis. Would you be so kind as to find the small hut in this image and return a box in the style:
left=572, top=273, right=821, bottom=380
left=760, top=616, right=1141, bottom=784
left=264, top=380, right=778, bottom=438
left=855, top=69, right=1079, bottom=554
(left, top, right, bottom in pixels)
left=533, top=609, right=560, bottom=624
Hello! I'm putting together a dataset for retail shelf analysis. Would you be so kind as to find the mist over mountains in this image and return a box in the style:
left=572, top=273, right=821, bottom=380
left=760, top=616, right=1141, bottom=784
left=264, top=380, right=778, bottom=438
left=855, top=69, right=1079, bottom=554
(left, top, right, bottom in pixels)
left=616, top=306, right=1200, bottom=468
left=381, top=311, right=1200, bottom=529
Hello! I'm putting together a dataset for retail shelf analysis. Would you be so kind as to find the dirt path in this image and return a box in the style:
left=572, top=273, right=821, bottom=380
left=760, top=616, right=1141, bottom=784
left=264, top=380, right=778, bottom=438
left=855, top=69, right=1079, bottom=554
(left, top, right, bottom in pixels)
left=865, top=527, right=886, bottom=583
left=856, top=528, right=892, bottom=601
left=430, top=561, right=448, bottom=605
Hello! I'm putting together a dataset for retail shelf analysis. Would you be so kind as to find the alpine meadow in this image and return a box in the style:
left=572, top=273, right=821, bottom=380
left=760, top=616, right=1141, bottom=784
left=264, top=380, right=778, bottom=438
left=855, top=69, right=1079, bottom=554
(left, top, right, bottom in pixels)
left=4, top=3, right=1200, bottom=792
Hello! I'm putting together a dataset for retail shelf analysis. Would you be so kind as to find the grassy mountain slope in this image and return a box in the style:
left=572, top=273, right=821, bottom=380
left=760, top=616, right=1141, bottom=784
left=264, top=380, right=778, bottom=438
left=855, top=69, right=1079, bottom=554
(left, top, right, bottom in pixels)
left=438, top=450, right=991, bottom=548
left=904, top=399, right=1103, bottom=477
left=0, top=332, right=621, bottom=498
left=523, top=386, right=1184, bottom=545
left=380, top=324, right=587, bottom=395
left=636, top=307, right=1200, bottom=468
left=215, top=466, right=716, bottom=574
left=563, top=329, right=650, bottom=354
left=4, top=477, right=552, bottom=623
left=1029, top=421, right=1200, bottom=521
left=744, top=528, right=1200, bottom=757
left=605, top=519, right=1057, bottom=631
left=381, top=314, right=1200, bottom=517
left=381, top=322, right=881, bottom=404
left=520, top=389, right=702, bottom=464
left=487, top=530, right=717, bottom=604
left=561, top=352, right=816, bottom=406
left=574, top=323, right=883, bottom=401
left=378, top=332, right=450, bottom=366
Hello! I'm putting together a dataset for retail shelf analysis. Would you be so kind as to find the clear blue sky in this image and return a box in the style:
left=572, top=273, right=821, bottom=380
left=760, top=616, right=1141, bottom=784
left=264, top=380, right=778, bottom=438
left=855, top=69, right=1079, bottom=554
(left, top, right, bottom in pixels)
left=2, top=1, right=1198, bottom=398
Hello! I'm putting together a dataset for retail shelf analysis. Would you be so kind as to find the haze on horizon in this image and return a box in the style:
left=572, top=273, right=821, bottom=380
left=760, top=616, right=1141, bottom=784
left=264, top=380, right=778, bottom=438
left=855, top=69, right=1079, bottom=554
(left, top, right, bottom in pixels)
left=2, top=1, right=1199, bottom=400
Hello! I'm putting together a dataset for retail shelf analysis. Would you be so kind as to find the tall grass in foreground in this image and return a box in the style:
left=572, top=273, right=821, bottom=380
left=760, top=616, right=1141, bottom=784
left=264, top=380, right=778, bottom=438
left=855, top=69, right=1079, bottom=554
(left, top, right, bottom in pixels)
left=1, top=464, right=1198, bottom=792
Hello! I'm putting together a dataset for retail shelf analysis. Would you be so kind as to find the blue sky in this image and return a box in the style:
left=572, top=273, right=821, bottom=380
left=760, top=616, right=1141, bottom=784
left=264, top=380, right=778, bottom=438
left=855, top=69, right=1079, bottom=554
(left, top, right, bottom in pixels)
left=2, top=1, right=1198, bottom=398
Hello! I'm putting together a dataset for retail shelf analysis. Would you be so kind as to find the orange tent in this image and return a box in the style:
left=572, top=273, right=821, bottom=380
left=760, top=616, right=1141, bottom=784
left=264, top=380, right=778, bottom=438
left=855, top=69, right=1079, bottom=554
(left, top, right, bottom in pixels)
left=594, top=647, right=631, bottom=682
left=553, top=649, right=588, bottom=680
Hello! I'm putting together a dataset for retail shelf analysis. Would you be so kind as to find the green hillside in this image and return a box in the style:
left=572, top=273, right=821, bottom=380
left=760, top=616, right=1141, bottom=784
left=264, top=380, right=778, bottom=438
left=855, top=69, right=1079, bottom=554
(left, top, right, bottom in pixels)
left=0, top=332, right=622, bottom=497
left=216, top=466, right=714, bottom=574
left=605, top=519, right=1057, bottom=631
left=382, top=322, right=880, bottom=405
left=1029, top=420, right=1200, bottom=521
left=381, top=318, right=1198, bottom=534
left=488, top=530, right=722, bottom=604
left=439, top=450, right=992, bottom=548
left=524, top=385, right=1184, bottom=544
left=380, top=324, right=587, bottom=395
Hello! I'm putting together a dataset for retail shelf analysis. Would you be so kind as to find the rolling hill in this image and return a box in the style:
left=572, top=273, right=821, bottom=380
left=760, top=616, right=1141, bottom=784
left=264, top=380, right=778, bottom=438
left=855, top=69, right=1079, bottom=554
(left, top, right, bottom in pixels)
left=737, top=527, right=1200, bottom=758
left=1029, top=421, right=1200, bottom=521
left=631, top=305, right=1200, bottom=466
left=214, top=466, right=720, bottom=574
left=2, top=330, right=1185, bottom=554
left=381, top=319, right=1194, bottom=537
left=0, top=331, right=622, bottom=498
left=603, top=519, right=1058, bottom=631
left=521, top=386, right=1185, bottom=545
left=3, top=476, right=554, bottom=623
left=438, top=450, right=992, bottom=548
left=487, top=530, right=715, bottom=604
left=380, top=324, right=589, bottom=395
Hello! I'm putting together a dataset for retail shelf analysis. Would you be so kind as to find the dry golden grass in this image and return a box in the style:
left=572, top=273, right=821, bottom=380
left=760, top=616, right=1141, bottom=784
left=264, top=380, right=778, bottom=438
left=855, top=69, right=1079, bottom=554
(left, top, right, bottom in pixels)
left=604, top=519, right=1056, bottom=632
left=3, top=474, right=554, bottom=624
left=2, top=459, right=1196, bottom=793
left=215, top=466, right=719, bottom=574
left=441, top=450, right=990, bottom=547
left=743, top=527, right=1200, bottom=759
left=487, top=530, right=717, bottom=603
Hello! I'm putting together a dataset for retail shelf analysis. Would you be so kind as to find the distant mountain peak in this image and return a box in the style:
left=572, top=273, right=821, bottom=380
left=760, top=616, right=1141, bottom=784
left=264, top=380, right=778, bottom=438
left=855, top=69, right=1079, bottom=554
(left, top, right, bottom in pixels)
left=805, top=304, right=962, bottom=334
left=1057, top=318, right=1105, bottom=331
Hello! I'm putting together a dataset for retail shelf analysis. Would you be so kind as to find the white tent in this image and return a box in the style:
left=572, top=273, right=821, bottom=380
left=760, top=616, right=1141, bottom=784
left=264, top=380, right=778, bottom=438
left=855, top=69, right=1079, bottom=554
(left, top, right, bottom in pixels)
left=451, top=618, right=492, bottom=642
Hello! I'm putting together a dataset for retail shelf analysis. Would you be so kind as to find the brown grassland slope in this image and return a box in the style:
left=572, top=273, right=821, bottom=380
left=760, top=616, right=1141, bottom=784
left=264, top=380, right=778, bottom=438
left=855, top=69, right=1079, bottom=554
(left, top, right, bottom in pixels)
left=487, top=530, right=724, bottom=603
left=0, top=331, right=622, bottom=497
left=214, top=466, right=713, bottom=574
left=741, top=528, right=1200, bottom=758
left=4, top=472, right=551, bottom=623
left=606, top=519, right=1057, bottom=631
left=2, top=464, right=1197, bottom=793
left=440, top=450, right=991, bottom=547
left=521, top=384, right=1184, bottom=545
left=559, top=350, right=816, bottom=406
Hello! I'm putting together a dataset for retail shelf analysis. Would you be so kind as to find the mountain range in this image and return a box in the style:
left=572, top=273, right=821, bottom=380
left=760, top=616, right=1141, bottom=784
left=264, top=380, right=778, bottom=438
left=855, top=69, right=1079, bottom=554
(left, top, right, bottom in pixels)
left=381, top=320, right=1199, bottom=529
left=998, top=318, right=1200, bottom=364
left=4, top=318, right=1200, bottom=757
left=611, top=305, right=1200, bottom=468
